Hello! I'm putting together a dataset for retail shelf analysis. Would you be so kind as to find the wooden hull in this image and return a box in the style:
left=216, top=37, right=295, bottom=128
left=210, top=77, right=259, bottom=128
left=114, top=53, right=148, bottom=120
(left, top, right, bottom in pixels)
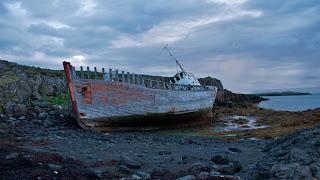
left=63, top=62, right=216, bottom=131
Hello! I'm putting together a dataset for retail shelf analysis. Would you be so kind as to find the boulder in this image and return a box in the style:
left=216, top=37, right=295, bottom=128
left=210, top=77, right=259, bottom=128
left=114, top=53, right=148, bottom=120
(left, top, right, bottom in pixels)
left=211, top=155, right=229, bottom=165
left=13, top=104, right=28, bottom=117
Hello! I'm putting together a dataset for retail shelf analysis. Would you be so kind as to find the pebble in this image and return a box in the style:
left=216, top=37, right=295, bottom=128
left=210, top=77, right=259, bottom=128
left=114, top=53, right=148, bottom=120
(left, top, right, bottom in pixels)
left=48, top=163, right=62, bottom=170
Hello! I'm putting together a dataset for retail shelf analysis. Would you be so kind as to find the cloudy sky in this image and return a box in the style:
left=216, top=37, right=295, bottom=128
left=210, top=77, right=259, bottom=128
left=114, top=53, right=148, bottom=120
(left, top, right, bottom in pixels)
left=0, top=0, right=319, bottom=93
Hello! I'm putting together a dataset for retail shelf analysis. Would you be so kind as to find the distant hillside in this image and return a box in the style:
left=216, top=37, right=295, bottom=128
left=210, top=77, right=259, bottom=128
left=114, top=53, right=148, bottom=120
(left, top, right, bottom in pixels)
left=254, top=91, right=311, bottom=96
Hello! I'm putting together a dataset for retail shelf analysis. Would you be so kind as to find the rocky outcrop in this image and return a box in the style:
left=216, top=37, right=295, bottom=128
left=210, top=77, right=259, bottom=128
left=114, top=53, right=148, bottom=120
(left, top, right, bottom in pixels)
left=199, top=76, right=267, bottom=106
left=0, top=60, right=66, bottom=117
left=254, top=125, right=320, bottom=179
left=215, top=89, right=267, bottom=106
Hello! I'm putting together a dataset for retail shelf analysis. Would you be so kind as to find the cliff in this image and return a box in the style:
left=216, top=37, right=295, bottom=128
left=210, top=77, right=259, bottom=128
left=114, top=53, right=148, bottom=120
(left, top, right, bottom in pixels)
left=198, top=77, right=267, bottom=105
left=0, top=60, right=67, bottom=117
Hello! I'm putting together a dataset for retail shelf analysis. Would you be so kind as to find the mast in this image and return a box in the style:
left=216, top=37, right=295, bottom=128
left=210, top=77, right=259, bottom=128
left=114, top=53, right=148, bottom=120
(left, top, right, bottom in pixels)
left=163, top=44, right=186, bottom=73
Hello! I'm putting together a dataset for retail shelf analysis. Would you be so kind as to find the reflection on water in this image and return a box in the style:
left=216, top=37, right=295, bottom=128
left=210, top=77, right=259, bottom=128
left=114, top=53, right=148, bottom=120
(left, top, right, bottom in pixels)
left=162, top=115, right=268, bottom=136
left=211, top=115, right=268, bottom=132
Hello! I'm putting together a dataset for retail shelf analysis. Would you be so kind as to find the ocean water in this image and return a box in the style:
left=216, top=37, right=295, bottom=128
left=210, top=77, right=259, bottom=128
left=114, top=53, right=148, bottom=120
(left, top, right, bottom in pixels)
left=258, top=94, right=320, bottom=111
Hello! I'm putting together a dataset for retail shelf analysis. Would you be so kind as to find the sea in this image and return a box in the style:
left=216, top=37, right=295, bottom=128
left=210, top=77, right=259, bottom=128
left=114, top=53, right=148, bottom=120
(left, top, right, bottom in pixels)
left=258, top=94, right=320, bottom=111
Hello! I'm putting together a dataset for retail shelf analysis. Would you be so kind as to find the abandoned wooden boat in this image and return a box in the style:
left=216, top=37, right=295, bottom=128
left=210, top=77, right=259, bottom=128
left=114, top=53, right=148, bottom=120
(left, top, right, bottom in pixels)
left=63, top=59, right=217, bottom=131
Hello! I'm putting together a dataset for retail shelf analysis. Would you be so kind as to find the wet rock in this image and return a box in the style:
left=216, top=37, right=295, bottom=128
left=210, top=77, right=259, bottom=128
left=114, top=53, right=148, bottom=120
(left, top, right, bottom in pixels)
left=121, top=156, right=142, bottom=169
left=176, top=175, right=196, bottom=180
left=13, top=104, right=28, bottom=117
left=32, top=101, right=52, bottom=108
left=211, top=154, right=229, bottom=165
left=217, top=163, right=235, bottom=175
left=198, top=172, right=209, bottom=179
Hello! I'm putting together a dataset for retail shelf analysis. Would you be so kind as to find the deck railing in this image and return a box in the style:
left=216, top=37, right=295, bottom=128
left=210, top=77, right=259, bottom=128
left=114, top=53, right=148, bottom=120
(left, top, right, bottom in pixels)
left=70, top=65, right=214, bottom=91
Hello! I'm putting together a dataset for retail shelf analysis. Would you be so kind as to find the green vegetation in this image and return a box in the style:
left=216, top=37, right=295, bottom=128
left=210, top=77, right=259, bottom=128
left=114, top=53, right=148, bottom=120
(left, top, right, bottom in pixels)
left=0, top=72, right=20, bottom=86
left=42, top=93, right=70, bottom=106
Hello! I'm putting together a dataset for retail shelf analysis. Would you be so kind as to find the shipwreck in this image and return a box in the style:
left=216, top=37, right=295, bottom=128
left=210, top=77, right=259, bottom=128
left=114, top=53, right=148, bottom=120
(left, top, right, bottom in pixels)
left=63, top=50, right=217, bottom=131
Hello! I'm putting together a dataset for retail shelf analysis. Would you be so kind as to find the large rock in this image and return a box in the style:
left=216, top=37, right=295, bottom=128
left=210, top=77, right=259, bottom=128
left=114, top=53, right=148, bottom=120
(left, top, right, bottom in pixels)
left=13, top=104, right=28, bottom=117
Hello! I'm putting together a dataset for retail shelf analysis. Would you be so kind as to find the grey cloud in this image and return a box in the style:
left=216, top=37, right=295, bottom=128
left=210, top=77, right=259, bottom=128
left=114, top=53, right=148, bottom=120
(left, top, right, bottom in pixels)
left=0, top=0, right=319, bottom=92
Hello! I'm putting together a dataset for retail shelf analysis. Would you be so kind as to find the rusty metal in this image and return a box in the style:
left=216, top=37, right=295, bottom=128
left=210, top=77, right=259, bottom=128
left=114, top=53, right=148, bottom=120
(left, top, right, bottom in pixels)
left=63, top=61, right=217, bottom=131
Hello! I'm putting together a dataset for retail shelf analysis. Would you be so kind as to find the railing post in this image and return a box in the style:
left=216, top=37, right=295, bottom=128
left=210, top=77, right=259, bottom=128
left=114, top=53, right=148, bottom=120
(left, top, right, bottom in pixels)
left=136, top=75, right=140, bottom=85
left=149, top=80, right=152, bottom=88
left=132, top=73, right=135, bottom=84
left=115, top=70, right=119, bottom=82
left=102, top=68, right=105, bottom=80
left=80, top=66, right=84, bottom=79
left=109, top=68, right=112, bottom=81
left=127, top=72, right=130, bottom=83
left=141, top=77, right=145, bottom=86
left=122, top=71, right=125, bottom=82
left=94, top=67, right=97, bottom=79
left=87, top=66, right=90, bottom=79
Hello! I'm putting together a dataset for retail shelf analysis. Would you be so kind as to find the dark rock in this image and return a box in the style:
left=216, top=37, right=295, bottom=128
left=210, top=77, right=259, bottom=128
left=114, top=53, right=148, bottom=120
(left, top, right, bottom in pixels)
left=217, top=163, right=235, bottom=175
left=228, top=147, right=241, bottom=153
left=211, top=155, right=229, bottom=165
left=232, top=161, right=242, bottom=173
left=13, top=104, right=28, bottom=117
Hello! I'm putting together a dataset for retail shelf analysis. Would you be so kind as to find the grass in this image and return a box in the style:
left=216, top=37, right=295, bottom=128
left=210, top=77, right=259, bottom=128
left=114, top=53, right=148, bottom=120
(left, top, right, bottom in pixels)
left=199, top=105, right=320, bottom=140
left=42, top=93, right=70, bottom=106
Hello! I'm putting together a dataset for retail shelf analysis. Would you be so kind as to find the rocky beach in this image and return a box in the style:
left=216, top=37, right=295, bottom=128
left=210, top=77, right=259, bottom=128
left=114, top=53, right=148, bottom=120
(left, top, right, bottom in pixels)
left=1, top=60, right=320, bottom=180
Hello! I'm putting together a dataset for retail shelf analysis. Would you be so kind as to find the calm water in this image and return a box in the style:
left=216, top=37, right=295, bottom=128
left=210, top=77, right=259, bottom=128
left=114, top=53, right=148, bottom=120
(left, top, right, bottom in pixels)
left=258, top=94, right=320, bottom=111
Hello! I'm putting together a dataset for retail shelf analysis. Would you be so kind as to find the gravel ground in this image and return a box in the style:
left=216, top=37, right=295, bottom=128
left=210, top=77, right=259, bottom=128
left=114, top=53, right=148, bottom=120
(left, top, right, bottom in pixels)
left=1, top=106, right=319, bottom=179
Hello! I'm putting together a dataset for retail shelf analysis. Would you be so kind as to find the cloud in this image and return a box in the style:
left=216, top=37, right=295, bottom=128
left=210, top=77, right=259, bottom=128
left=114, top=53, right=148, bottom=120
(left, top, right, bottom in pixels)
left=0, top=0, right=319, bottom=93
